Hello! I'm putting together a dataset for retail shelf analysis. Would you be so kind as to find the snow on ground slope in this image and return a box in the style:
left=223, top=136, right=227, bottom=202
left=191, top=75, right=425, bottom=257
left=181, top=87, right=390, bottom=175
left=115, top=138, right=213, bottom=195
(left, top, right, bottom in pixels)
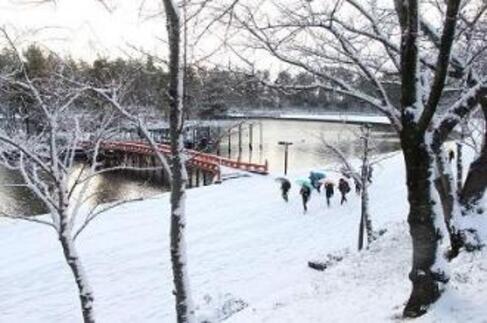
left=228, top=223, right=487, bottom=323
left=0, top=152, right=485, bottom=322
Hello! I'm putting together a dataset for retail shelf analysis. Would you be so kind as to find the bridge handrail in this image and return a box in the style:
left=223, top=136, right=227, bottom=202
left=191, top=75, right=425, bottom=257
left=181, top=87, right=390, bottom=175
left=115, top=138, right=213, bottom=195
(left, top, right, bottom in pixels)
left=87, top=140, right=268, bottom=175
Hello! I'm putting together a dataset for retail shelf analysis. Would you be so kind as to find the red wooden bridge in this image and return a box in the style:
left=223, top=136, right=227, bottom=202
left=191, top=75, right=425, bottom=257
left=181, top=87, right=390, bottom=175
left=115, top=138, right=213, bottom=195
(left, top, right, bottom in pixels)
left=92, top=140, right=268, bottom=182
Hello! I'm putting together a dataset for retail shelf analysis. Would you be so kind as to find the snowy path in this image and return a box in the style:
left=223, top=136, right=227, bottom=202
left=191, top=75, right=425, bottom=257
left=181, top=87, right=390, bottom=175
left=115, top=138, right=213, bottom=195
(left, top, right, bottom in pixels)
left=0, top=153, right=485, bottom=322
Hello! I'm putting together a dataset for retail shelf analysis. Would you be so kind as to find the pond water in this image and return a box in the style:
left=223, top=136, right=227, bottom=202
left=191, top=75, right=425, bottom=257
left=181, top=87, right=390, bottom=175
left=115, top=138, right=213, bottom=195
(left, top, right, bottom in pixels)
left=220, top=118, right=399, bottom=173
left=0, top=119, right=399, bottom=216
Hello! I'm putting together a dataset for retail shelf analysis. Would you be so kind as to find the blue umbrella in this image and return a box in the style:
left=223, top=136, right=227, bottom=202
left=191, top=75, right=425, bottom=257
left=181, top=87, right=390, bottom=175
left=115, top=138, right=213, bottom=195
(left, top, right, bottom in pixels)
left=309, top=171, right=326, bottom=181
left=296, top=178, right=313, bottom=189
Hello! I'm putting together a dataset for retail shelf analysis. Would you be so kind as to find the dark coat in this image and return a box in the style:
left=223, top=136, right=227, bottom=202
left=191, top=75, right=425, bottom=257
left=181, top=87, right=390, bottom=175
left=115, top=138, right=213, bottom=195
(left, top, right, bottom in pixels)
left=300, top=186, right=311, bottom=200
left=281, top=180, right=291, bottom=192
left=325, top=182, right=335, bottom=198
left=338, top=179, right=351, bottom=194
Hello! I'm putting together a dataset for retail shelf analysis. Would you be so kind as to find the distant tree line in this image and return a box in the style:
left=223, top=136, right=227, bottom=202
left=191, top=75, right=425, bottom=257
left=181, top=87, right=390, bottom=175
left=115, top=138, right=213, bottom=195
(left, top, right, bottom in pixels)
left=0, top=44, right=388, bottom=128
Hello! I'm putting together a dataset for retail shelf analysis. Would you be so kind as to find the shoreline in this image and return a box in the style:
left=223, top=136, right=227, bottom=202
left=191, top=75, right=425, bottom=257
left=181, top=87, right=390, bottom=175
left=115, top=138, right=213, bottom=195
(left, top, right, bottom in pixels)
left=221, top=113, right=391, bottom=126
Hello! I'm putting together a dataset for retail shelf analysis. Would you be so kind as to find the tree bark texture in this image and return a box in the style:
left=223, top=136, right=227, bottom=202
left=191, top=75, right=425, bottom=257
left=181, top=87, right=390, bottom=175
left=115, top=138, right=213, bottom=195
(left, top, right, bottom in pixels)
left=401, top=134, right=446, bottom=317
left=460, top=101, right=487, bottom=211
left=59, top=212, right=96, bottom=323
left=162, top=1, right=195, bottom=322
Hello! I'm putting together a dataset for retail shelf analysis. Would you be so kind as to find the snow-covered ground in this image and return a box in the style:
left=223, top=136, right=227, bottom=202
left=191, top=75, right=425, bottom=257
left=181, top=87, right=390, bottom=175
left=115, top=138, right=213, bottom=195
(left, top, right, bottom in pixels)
left=0, top=151, right=486, bottom=322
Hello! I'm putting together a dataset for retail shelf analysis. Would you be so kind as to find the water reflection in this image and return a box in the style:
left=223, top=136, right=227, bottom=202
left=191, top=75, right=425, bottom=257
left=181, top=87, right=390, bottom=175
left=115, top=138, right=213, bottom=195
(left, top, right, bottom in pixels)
left=0, top=164, right=165, bottom=216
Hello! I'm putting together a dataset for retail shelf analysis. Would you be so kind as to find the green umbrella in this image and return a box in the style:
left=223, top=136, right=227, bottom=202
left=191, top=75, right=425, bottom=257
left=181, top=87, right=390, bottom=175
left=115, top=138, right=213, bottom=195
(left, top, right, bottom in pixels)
left=296, top=178, right=313, bottom=189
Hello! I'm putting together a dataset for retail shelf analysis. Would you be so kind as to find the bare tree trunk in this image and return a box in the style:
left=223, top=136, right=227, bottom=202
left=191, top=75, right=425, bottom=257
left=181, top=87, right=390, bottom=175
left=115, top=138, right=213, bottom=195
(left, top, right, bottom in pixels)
left=58, top=210, right=96, bottom=323
left=362, top=180, right=373, bottom=244
left=162, top=0, right=195, bottom=322
left=358, top=126, right=373, bottom=250
left=432, top=144, right=463, bottom=259
left=460, top=101, right=487, bottom=211
left=362, top=128, right=373, bottom=245
left=402, top=137, right=446, bottom=317
left=358, top=181, right=372, bottom=250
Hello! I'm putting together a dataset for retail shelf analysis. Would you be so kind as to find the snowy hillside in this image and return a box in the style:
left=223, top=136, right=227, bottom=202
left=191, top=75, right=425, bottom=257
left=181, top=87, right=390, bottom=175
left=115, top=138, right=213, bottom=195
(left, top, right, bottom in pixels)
left=0, top=152, right=485, bottom=322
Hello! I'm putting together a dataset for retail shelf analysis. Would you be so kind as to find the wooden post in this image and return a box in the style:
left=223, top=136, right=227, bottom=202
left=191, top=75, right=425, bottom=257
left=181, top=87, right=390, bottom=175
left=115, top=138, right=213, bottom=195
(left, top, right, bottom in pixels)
left=238, top=123, right=242, bottom=153
left=259, top=122, right=263, bottom=151
left=228, top=132, right=232, bottom=158
left=196, top=168, right=200, bottom=187
left=278, top=141, right=293, bottom=175
left=188, top=167, right=193, bottom=188
left=216, top=127, right=221, bottom=156
left=284, top=146, right=288, bottom=175
left=249, top=123, right=253, bottom=151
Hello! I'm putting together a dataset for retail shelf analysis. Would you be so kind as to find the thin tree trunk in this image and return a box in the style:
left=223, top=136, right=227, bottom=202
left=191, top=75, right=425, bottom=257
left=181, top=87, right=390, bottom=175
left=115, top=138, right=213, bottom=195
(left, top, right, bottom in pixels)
left=402, top=137, right=446, bottom=317
left=58, top=212, right=96, bottom=323
left=162, top=0, right=195, bottom=321
left=358, top=127, right=373, bottom=250
left=362, top=127, right=373, bottom=245
left=363, top=182, right=373, bottom=245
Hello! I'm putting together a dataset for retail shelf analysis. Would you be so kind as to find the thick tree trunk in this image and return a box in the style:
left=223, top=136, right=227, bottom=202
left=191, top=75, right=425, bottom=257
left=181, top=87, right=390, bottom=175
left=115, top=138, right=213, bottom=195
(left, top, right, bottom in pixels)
left=460, top=102, right=487, bottom=211
left=402, top=136, right=446, bottom=318
left=432, top=147, right=464, bottom=259
left=163, top=1, right=195, bottom=321
left=58, top=214, right=96, bottom=323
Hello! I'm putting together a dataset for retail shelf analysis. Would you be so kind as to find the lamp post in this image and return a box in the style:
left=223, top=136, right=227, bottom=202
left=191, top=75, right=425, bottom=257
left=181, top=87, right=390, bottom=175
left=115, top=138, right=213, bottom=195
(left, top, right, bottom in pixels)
left=278, top=141, right=293, bottom=175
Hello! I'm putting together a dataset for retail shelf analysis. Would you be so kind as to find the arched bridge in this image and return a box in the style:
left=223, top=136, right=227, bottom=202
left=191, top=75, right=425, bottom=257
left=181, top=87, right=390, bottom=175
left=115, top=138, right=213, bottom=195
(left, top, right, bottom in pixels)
left=88, top=141, right=268, bottom=183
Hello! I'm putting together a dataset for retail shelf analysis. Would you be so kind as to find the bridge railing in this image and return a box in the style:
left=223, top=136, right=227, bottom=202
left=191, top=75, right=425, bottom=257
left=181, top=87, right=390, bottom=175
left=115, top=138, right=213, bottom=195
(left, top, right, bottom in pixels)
left=86, top=140, right=268, bottom=176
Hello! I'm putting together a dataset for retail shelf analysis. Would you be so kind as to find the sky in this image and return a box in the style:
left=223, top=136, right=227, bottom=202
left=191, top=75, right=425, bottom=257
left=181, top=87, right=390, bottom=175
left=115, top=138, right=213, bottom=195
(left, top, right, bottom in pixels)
left=0, top=0, right=286, bottom=72
left=0, top=0, right=165, bottom=61
left=0, top=0, right=413, bottom=74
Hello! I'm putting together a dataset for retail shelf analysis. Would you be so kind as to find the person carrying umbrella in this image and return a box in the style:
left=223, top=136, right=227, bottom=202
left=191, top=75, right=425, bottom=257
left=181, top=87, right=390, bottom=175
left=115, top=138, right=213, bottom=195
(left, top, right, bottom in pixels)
left=296, top=178, right=312, bottom=213
left=276, top=177, right=291, bottom=202
left=309, top=171, right=326, bottom=192
left=323, top=179, right=335, bottom=207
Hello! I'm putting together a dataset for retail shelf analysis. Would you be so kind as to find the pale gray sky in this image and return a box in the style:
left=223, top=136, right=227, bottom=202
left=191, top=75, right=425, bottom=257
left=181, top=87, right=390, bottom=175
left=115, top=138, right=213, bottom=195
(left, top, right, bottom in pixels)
left=1, top=0, right=164, bottom=60
left=3, top=0, right=390, bottom=75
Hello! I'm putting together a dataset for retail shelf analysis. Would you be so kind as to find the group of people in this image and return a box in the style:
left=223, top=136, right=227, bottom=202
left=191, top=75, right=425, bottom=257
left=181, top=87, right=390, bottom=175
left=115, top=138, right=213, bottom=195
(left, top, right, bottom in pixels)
left=279, top=172, right=352, bottom=213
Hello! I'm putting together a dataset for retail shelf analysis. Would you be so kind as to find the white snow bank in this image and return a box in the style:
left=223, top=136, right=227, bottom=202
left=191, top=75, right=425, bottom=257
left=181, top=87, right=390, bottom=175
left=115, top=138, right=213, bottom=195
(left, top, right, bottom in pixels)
left=228, top=222, right=487, bottom=323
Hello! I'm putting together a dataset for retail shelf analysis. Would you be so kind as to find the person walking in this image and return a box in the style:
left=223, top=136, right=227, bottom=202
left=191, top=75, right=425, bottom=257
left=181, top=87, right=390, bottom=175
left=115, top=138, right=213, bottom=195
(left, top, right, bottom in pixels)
left=338, top=178, right=351, bottom=205
left=309, top=171, right=325, bottom=193
left=300, top=184, right=312, bottom=213
left=280, top=178, right=291, bottom=202
left=324, top=180, right=335, bottom=207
